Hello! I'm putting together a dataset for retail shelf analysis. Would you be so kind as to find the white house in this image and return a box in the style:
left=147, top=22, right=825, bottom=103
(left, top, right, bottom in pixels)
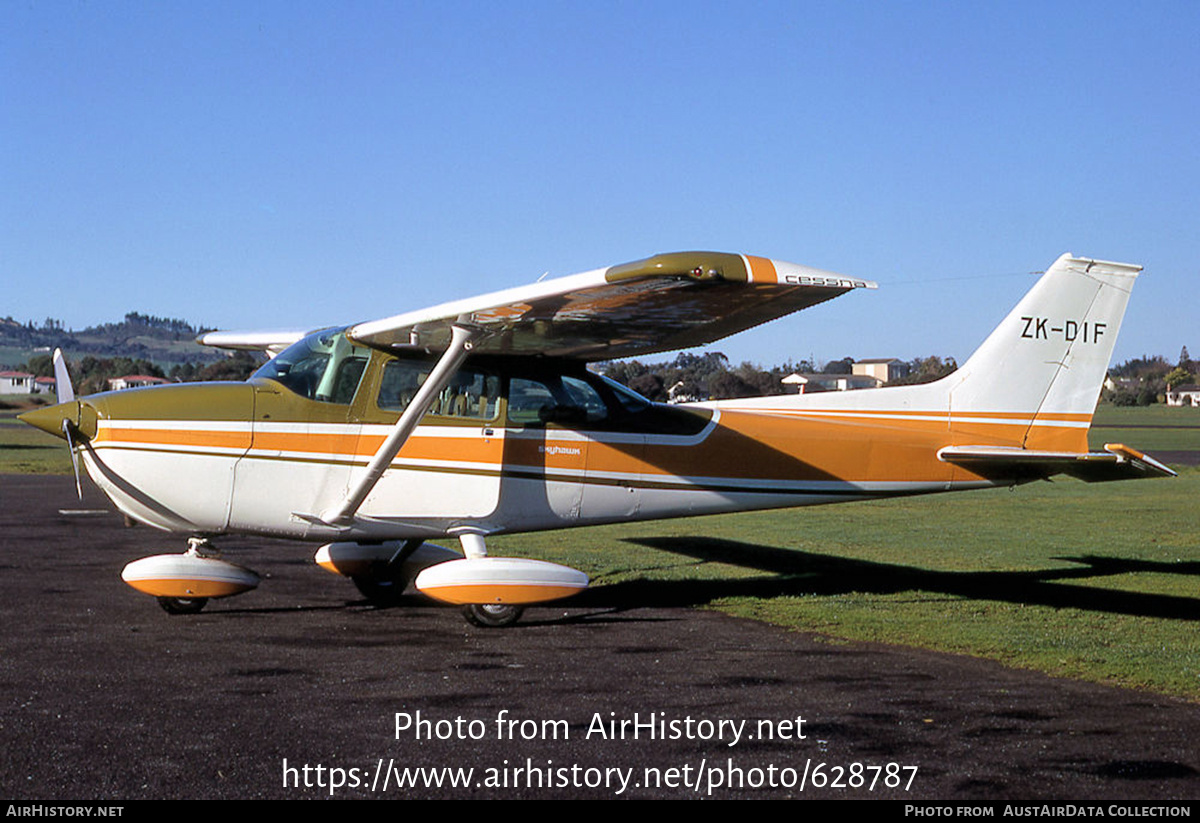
left=782, top=373, right=882, bottom=394
left=108, top=374, right=170, bottom=391
left=0, top=370, right=36, bottom=394
left=1166, top=384, right=1200, bottom=407
left=852, top=358, right=909, bottom=384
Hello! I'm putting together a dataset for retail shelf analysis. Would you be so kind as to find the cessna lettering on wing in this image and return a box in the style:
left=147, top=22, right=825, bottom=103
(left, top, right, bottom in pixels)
left=1020, top=316, right=1107, bottom=344
left=782, top=274, right=871, bottom=289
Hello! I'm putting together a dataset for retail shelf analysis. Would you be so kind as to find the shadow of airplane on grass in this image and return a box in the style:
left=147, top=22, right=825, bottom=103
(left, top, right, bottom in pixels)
left=564, top=537, right=1200, bottom=622
left=199, top=537, right=1200, bottom=628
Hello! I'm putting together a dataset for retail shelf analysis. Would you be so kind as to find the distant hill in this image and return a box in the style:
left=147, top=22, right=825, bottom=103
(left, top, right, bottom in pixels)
left=0, top=312, right=227, bottom=370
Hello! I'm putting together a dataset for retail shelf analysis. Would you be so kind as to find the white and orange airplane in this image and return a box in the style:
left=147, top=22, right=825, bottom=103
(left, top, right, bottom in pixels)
left=20, top=251, right=1174, bottom=626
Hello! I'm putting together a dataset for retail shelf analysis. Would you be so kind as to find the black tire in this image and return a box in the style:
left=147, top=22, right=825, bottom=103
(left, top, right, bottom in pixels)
left=157, top=596, right=208, bottom=615
left=462, top=603, right=524, bottom=628
left=351, top=575, right=406, bottom=604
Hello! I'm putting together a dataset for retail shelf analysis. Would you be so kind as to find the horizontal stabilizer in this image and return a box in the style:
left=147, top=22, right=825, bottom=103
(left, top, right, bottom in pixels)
left=938, top=443, right=1176, bottom=483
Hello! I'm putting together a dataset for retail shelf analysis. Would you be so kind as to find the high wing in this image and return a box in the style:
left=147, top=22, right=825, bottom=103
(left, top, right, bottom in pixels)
left=346, top=251, right=876, bottom=360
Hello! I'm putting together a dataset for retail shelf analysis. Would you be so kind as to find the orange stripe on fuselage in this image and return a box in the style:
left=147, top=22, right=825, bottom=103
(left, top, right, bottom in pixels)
left=355, top=433, right=505, bottom=464
left=715, top=407, right=1092, bottom=458
left=734, top=407, right=1092, bottom=423
left=95, top=426, right=503, bottom=464
left=654, top=411, right=956, bottom=482
left=96, top=427, right=252, bottom=451
left=93, top=408, right=1092, bottom=485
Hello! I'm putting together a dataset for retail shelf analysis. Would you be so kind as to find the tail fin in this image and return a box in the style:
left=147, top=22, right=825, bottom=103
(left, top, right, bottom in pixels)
left=944, top=254, right=1141, bottom=450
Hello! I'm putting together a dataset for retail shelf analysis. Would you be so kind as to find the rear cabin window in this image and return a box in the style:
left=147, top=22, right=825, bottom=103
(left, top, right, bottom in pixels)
left=508, top=374, right=611, bottom=427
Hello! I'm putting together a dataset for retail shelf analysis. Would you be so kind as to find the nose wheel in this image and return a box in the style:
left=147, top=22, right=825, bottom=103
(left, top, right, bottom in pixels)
left=462, top=603, right=524, bottom=628
left=124, top=538, right=259, bottom=615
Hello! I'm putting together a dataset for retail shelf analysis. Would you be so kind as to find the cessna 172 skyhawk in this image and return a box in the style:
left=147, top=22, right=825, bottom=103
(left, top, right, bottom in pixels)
left=20, top=251, right=1174, bottom=626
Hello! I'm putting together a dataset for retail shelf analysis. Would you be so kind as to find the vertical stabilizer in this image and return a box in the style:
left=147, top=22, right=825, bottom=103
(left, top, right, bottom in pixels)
left=945, top=254, right=1141, bottom=449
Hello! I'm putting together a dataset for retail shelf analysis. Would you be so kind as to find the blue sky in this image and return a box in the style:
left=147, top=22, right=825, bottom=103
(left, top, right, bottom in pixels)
left=3, top=1, right=1197, bottom=368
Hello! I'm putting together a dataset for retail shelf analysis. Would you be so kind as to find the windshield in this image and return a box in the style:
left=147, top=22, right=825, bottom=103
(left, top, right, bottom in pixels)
left=253, top=327, right=370, bottom=404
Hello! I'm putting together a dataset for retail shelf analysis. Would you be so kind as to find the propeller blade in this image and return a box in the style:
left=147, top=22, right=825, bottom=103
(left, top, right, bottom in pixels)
left=53, top=348, right=75, bottom=404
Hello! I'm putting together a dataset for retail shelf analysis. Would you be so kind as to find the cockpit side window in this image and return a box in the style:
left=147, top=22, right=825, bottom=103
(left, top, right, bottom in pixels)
left=328, top=355, right=369, bottom=404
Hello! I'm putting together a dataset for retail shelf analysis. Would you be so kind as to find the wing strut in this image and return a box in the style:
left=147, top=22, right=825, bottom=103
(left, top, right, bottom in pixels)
left=320, top=324, right=482, bottom=526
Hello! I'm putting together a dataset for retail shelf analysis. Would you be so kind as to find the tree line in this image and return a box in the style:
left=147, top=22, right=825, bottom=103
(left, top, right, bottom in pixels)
left=15, top=345, right=1194, bottom=405
left=600, top=352, right=959, bottom=402
left=601, top=347, right=1195, bottom=405
left=18, top=351, right=260, bottom=396
left=1104, top=347, right=1195, bottom=406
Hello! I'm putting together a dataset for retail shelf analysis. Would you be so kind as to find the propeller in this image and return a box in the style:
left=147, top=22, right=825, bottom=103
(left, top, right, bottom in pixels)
left=19, top=349, right=87, bottom=499
left=54, top=349, right=84, bottom=499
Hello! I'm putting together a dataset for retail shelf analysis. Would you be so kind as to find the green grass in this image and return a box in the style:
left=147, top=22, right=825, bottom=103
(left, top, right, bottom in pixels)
left=0, top=398, right=73, bottom=473
left=494, top=468, right=1200, bottom=699
left=1091, top=428, right=1200, bottom=451
left=1093, top=404, right=1200, bottom=426
left=0, top=418, right=73, bottom=473
left=3, top=401, right=1197, bottom=697
left=1091, top=403, right=1200, bottom=453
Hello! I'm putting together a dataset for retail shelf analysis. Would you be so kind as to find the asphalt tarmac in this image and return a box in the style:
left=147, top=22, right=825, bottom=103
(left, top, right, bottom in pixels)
left=2, top=475, right=1199, bottom=800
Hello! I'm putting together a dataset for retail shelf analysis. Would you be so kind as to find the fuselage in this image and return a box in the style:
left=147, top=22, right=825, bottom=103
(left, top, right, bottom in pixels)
left=47, top=340, right=1088, bottom=542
